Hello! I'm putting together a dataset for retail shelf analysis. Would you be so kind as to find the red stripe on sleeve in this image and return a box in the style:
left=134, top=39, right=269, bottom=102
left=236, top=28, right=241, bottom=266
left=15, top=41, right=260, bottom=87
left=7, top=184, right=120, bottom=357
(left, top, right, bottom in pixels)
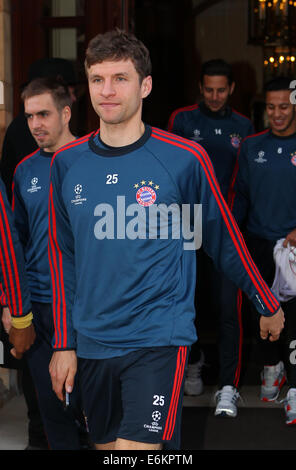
left=12, top=149, right=40, bottom=211
left=0, top=245, right=12, bottom=313
left=167, top=104, right=198, bottom=131
left=48, top=184, right=67, bottom=348
left=0, top=192, right=23, bottom=316
left=151, top=128, right=279, bottom=313
left=0, top=282, right=7, bottom=306
left=48, top=188, right=60, bottom=348
left=50, top=133, right=94, bottom=168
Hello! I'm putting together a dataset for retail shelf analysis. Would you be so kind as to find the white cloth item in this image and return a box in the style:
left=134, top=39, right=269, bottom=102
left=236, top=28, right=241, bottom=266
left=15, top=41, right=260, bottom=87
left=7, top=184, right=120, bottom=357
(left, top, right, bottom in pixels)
left=271, top=238, right=296, bottom=302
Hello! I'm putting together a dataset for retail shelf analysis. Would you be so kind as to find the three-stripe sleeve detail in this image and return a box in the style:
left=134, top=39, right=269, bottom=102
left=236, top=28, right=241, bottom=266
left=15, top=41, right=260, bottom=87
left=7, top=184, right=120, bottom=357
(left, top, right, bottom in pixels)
left=151, top=128, right=279, bottom=314
left=48, top=134, right=95, bottom=348
left=0, top=192, right=23, bottom=316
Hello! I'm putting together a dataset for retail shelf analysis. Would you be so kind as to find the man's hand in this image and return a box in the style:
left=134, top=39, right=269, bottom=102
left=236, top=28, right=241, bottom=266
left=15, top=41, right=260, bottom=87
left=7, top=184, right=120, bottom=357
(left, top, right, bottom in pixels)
left=9, top=323, right=36, bottom=359
left=283, top=228, right=296, bottom=248
left=49, top=350, right=77, bottom=401
left=2, top=307, right=12, bottom=334
left=260, top=307, right=285, bottom=342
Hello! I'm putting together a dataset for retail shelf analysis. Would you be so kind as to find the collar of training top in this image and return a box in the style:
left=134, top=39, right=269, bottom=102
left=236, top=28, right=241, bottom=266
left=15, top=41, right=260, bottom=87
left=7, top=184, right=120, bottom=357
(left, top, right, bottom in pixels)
left=39, top=149, right=55, bottom=158
left=269, top=129, right=296, bottom=141
left=88, top=124, right=152, bottom=157
left=199, top=101, right=232, bottom=119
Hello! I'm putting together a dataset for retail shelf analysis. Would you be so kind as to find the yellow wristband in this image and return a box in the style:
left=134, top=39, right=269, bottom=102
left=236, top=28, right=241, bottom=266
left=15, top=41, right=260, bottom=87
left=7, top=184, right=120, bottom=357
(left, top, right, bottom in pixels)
left=11, top=312, right=33, bottom=329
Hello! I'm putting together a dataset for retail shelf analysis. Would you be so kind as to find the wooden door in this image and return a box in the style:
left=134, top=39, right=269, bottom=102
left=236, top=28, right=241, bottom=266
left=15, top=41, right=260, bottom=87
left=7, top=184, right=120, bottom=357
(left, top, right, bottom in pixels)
left=11, top=0, right=135, bottom=134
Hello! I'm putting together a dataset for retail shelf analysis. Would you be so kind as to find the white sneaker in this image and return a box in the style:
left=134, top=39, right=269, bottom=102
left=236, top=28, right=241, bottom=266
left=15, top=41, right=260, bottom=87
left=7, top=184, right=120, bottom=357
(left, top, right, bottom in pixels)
left=283, top=388, right=296, bottom=425
left=184, top=352, right=204, bottom=396
left=214, top=385, right=240, bottom=417
left=260, top=361, right=286, bottom=402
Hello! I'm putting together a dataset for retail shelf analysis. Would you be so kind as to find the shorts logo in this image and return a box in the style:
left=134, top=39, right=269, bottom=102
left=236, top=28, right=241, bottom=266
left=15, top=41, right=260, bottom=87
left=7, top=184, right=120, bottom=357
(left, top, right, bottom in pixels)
left=230, top=134, right=241, bottom=149
left=152, top=410, right=161, bottom=422
left=143, top=410, right=163, bottom=434
left=27, top=176, right=41, bottom=193
left=71, top=183, right=87, bottom=206
left=134, top=180, right=159, bottom=207
left=290, top=152, right=296, bottom=166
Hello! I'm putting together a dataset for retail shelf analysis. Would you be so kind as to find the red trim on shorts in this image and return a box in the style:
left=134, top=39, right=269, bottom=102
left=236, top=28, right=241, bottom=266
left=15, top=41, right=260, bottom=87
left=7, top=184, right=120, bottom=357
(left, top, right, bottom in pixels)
left=162, top=346, right=188, bottom=441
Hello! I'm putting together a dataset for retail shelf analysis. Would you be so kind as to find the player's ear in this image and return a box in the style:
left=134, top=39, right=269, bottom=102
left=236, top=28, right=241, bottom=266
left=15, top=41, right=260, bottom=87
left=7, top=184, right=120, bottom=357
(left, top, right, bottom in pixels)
left=199, top=81, right=203, bottom=95
left=229, top=81, right=235, bottom=95
left=62, top=106, right=71, bottom=125
left=141, top=76, right=152, bottom=99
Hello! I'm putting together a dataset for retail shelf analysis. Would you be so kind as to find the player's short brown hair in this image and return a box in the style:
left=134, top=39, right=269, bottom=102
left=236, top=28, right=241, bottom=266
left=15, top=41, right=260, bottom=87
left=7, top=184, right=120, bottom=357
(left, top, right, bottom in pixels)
left=21, top=76, right=72, bottom=111
left=85, top=28, right=152, bottom=83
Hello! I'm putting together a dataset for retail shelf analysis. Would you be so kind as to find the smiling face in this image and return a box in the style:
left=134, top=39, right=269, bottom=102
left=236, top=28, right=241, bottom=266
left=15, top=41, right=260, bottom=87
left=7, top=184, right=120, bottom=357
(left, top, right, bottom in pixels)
left=24, top=92, right=70, bottom=152
left=265, top=89, right=296, bottom=136
left=87, top=59, right=152, bottom=129
left=200, top=74, right=235, bottom=112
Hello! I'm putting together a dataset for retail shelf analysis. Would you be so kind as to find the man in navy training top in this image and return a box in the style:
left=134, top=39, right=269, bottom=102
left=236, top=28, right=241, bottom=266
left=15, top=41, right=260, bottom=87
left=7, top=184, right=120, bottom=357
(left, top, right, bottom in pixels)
left=168, top=59, right=254, bottom=416
left=0, top=178, right=35, bottom=358
left=1, top=57, right=77, bottom=203
left=1, top=57, right=78, bottom=450
left=48, top=29, right=284, bottom=451
left=12, top=77, right=90, bottom=449
left=229, top=76, right=296, bottom=425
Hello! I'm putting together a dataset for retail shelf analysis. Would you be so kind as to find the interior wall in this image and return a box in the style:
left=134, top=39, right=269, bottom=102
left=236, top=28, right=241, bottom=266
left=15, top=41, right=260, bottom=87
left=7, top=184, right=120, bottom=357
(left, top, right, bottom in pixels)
left=0, top=0, right=12, bottom=152
left=191, top=0, right=264, bottom=117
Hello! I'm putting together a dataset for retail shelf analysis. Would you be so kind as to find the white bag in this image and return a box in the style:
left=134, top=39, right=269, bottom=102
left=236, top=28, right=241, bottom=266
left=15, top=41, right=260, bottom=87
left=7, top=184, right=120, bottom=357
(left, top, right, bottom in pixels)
left=271, top=238, right=296, bottom=302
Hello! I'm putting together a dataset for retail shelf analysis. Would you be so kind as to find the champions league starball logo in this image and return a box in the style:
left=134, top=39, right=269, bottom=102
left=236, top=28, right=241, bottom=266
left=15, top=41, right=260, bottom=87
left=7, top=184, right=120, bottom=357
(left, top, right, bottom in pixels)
left=27, top=177, right=41, bottom=193
left=71, top=184, right=87, bottom=206
left=74, top=184, right=83, bottom=195
left=255, top=150, right=267, bottom=163
left=74, top=184, right=82, bottom=194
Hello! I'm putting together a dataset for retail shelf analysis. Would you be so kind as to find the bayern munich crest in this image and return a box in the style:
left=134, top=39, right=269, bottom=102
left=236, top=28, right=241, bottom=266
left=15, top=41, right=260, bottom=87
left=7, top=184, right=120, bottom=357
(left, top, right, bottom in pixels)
left=291, top=152, right=296, bottom=166
left=134, top=180, right=159, bottom=207
left=230, top=134, right=241, bottom=149
left=136, top=186, right=157, bottom=207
